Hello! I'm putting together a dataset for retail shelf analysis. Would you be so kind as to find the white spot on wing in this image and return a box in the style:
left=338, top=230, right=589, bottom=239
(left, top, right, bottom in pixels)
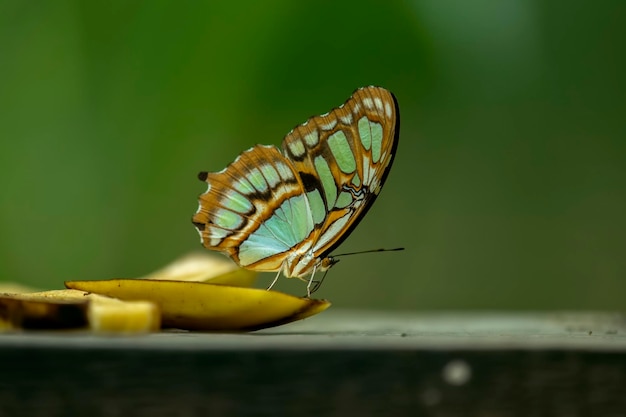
left=207, top=224, right=230, bottom=247
left=362, top=154, right=374, bottom=184
left=353, top=103, right=362, bottom=114
left=363, top=98, right=374, bottom=109
left=385, top=102, right=392, bottom=119
left=320, top=119, right=337, bottom=131
left=275, top=161, right=295, bottom=181
left=304, top=131, right=319, bottom=147
left=288, top=139, right=306, bottom=157
left=371, top=175, right=381, bottom=194
left=374, top=97, right=383, bottom=112
left=340, top=113, right=353, bottom=124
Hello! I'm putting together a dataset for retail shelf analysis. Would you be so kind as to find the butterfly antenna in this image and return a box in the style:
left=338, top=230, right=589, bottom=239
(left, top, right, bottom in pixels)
left=308, top=268, right=331, bottom=296
left=306, top=248, right=403, bottom=295
left=332, top=247, right=405, bottom=257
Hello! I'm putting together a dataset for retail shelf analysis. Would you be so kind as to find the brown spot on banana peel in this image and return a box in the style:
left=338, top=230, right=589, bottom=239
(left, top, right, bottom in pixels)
left=0, top=293, right=89, bottom=330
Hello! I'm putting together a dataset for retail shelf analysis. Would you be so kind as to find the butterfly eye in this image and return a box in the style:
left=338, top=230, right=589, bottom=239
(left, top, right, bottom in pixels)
left=322, top=257, right=339, bottom=269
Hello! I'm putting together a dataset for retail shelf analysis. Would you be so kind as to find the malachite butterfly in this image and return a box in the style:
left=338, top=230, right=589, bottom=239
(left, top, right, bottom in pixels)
left=192, top=86, right=400, bottom=294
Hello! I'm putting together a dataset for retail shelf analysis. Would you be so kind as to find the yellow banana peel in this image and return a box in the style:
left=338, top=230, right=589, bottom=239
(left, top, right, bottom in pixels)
left=65, top=279, right=331, bottom=331
left=0, top=289, right=160, bottom=332
left=1, top=252, right=329, bottom=333
left=0, top=291, right=88, bottom=331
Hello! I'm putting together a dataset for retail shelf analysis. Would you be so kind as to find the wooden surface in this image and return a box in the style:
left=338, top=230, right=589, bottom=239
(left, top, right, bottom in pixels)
left=1, top=310, right=625, bottom=416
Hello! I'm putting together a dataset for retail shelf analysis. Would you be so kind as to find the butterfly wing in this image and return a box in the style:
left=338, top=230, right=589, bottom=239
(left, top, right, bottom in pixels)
left=192, top=144, right=314, bottom=272
left=193, top=86, right=399, bottom=277
left=281, top=86, right=400, bottom=259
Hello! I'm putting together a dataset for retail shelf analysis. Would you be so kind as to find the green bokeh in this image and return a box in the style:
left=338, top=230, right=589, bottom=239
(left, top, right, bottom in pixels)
left=1, top=1, right=624, bottom=310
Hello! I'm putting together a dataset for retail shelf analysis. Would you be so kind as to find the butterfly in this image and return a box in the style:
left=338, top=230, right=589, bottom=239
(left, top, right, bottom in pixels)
left=192, top=86, right=400, bottom=295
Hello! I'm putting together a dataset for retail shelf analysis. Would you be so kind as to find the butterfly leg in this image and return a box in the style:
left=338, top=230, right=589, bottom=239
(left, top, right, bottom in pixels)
left=305, top=265, right=318, bottom=298
left=308, top=269, right=330, bottom=295
left=267, top=270, right=282, bottom=291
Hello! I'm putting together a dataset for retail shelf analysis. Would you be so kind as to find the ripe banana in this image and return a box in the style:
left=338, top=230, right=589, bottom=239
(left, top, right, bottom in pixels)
left=1, top=252, right=329, bottom=333
left=139, top=252, right=257, bottom=286
left=65, top=279, right=330, bottom=331
left=0, top=289, right=160, bottom=332
left=0, top=291, right=88, bottom=330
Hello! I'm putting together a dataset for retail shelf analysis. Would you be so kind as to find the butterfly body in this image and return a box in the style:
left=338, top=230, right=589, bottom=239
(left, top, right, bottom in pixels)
left=193, top=86, right=399, bottom=285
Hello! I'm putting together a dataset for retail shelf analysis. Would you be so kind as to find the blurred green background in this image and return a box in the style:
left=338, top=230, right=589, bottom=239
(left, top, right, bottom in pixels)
left=1, top=1, right=624, bottom=310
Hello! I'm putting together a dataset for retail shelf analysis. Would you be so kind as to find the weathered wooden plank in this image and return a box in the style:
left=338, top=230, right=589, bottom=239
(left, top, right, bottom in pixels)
left=1, top=311, right=625, bottom=416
